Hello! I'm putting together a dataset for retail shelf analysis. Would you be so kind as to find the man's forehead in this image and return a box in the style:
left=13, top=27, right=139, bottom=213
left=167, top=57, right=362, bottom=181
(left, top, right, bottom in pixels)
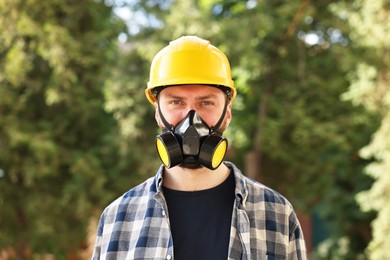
left=153, top=84, right=232, bottom=103
left=160, top=85, right=223, bottom=95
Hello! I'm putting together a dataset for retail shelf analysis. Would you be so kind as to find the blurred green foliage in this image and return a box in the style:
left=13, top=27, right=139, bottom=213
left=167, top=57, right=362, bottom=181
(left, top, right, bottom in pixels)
left=0, top=0, right=141, bottom=258
left=0, top=0, right=388, bottom=259
left=337, top=0, right=390, bottom=259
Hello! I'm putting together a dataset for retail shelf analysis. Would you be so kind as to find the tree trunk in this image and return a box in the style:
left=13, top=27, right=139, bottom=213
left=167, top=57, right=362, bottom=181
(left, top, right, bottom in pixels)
left=245, top=92, right=268, bottom=182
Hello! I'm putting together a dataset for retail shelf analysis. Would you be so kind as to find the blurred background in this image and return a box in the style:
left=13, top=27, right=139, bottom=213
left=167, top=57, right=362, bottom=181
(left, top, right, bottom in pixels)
left=1, top=0, right=389, bottom=259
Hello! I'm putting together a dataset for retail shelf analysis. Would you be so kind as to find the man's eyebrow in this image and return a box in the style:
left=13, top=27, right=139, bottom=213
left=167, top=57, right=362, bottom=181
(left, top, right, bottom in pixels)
left=163, top=93, right=218, bottom=100
left=196, top=94, right=218, bottom=100
left=163, top=93, right=185, bottom=99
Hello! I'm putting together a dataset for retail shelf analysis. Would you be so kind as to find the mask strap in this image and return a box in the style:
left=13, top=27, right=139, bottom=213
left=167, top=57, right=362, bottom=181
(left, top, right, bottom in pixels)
left=210, top=94, right=229, bottom=133
left=157, top=90, right=229, bottom=133
left=157, top=97, right=174, bottom=131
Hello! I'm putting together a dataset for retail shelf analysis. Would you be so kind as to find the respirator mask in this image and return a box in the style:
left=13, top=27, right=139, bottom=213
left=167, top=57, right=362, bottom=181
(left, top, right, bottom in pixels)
left=155, top=89, right=230, bottom=170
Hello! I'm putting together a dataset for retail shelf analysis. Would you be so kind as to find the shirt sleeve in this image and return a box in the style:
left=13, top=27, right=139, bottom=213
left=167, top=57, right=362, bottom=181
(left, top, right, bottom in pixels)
left=288, top=212, right=307, bottom=260
left=91, top=212, right=105, bottom=260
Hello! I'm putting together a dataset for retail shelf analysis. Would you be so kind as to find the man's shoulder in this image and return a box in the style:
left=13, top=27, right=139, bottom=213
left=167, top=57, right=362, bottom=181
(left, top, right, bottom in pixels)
left=102, top=175, right=158, bottom=216
left=245, top=177, right=293, bottom=212
left=244, top=176, right=291, bottom=205
left=124, top=175, right=157, bottom=198
left=226, top=162, right=294, bottom=210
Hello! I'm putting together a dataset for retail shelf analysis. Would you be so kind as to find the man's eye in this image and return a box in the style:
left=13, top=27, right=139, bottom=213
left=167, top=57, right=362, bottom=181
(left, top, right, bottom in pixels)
left=201, top=101, right=214, bottom=106
left=169, top=100, right=182, bottom=105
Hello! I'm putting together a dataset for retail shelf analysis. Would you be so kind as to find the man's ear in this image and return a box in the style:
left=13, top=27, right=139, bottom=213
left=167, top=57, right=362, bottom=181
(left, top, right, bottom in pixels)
left=220, top=101, right=232, bottom=132
left=154, top=102, right=164, bottom=128
left=225, top=102, right=232, bottom=126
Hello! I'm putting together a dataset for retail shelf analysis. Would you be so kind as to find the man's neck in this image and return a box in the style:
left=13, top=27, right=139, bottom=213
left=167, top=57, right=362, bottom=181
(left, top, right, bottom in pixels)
left=162, top=163, right=231, bottom=191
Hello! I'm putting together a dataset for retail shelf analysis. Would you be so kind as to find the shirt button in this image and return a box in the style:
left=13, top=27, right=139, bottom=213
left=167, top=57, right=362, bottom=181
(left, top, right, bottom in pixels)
left=166, top=255, right=172, bottom=260
left=162, top=210, right=166, bottom=216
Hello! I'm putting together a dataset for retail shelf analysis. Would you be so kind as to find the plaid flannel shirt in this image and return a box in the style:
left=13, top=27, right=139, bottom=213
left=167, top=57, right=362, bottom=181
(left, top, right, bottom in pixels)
left=92, top=162, right=307, bottom=260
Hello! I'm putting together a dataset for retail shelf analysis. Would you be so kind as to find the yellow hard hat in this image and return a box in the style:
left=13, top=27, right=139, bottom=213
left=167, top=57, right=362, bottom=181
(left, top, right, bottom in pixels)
left=145, top=36, right=236, bottom=104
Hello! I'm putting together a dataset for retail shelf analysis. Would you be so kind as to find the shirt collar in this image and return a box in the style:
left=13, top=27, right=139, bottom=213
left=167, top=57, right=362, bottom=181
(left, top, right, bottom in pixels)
left=224, top=161, right=248, bottom=209
left=153, top=162, right=249, bottom=208
left=154, top=165, right=165, bottom=192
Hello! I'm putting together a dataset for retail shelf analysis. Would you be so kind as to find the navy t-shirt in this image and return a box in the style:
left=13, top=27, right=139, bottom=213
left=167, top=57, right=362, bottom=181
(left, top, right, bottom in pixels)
left=163, top=171, right=235, bottom=260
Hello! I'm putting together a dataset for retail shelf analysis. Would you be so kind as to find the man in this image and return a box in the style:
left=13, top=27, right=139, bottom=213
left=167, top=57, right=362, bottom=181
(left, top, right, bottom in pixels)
left=92, top=36, right=307, bottom=260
